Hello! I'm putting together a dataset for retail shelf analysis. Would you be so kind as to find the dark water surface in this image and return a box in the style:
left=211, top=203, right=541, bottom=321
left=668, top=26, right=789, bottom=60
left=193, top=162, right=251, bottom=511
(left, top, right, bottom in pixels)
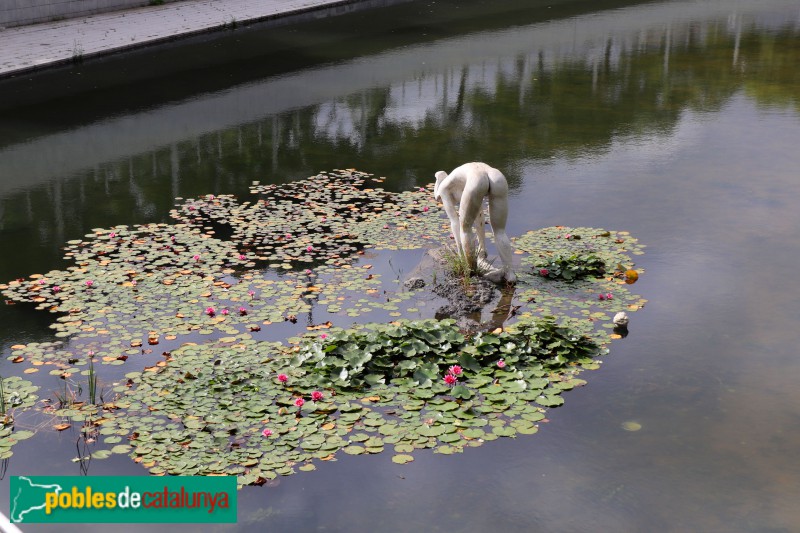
left=2, top=0, right=800, bottom=531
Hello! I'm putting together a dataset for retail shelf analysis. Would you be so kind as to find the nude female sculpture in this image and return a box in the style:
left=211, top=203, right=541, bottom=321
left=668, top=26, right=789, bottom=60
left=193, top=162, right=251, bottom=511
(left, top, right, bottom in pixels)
left=434, top=162, right=516, bottom=283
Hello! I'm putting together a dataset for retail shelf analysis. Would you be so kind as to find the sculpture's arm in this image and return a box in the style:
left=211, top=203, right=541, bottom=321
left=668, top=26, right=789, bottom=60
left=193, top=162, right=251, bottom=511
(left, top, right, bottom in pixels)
left=438, top=186, right=464, bottom=255
left=433, top=171, right=449, bottom=200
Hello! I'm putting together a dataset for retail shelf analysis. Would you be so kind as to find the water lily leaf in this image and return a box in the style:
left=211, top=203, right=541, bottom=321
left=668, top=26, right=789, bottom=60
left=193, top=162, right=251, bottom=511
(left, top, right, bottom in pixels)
left=462, top=428, right=485, bottom=440
left=516, top=425, right=539, bottom=435
left=364, top=374, right=386, bottom=386
left=492, top=426, right=516, bottom=437
left=343, top=445, right=366, bottom=455
left=91, top=450, right=113, bottom=459
left=418, top=425, right=446, bottom=437
left=412, top=388, right=434, bottom=399
left=506, top=380, right=528, bottom=393
left=434, top=446, right=456, bottom=455
left=621, top=421, right=642, bottom=431
left=398, top=360, right=417, bottom=372
left=451, top=385, right=473, bottom=400
left=438, top=432, right=461, bottom=443
left=456, top=353, right=481, bottom=373
left=521, top=411, right=546, bottom=422
left=527, top=378, right=550, bottom=389
left=536, top=395, right=565, bottom=407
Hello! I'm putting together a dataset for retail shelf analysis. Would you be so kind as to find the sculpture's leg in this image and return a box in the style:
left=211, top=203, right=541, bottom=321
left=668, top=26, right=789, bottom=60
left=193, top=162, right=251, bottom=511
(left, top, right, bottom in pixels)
left=474, top=208, right=488, bottom=259
left=487, top=172, right=516, bottom=283
left=459, top=179, right=488, bottom=271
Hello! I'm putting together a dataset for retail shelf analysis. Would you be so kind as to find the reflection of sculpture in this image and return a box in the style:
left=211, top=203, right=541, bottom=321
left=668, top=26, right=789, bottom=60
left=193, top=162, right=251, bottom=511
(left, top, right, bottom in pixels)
left=434, top=162, right=516, bottom=283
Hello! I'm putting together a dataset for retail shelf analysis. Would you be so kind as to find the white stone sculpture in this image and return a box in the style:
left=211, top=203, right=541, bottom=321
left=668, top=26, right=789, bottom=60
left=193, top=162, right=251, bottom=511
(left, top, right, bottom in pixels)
left=434, top=162, right=516, bottom=283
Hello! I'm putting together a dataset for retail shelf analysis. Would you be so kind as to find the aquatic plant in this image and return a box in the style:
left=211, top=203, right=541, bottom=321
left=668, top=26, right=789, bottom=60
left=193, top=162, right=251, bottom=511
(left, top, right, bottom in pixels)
left=440, top=244, right=490, bottom=289
left=0, top=376, right=5, bottom=421
left=85, top=316, right=599, bottom=485
left=289, top=316, right=596, bottom=389
left=0, top=170, right=646, bottom=484
left=535, top=251, right=606, bottom=282
left=0, top=376, right=39, bottom=459
left=87, top=352, right=98, bottom=405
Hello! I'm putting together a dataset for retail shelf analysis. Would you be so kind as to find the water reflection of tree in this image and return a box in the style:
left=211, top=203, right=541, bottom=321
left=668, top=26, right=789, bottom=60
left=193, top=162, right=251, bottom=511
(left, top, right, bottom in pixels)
left=1, top=20, right=798, bottom=281
left=279, top=22, right=799, bottom=186
left=740, top=29, right=800, bottom=113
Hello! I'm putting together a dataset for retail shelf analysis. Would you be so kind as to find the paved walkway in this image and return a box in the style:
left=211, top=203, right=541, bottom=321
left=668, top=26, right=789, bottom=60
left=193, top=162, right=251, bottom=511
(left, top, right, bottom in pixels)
left=0, top=0, right=361, bottom=79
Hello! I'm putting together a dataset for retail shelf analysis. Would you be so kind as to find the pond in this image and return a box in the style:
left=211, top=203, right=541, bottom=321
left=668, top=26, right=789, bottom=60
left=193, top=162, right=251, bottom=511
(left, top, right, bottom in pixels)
left=1, top=0, right=800, bottom=531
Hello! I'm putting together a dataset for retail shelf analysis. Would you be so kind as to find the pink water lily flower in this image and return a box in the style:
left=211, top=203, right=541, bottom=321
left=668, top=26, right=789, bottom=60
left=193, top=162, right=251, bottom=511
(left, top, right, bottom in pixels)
left=277, top=374, right=288, bottom=383
left=85, top=280, right=94, bottom=287
left=239, top=307, right=247, bottom=315
left=320, top=333, right=327, bottom=340
left=193, top=254, right=201, bottom=261
left=221, top=308, right=229, bottom=316
left=448, top=365, right=463, bottom=376
left=38, top=279, right=46, bottom=285
left=306, top=245, right=314, bottom=252
left=261, top=428, right=273, bottom=437
left=205, top=307, right=216, bottom=316
left=444, top=374, right=458, bottom=386
left=311, top=391, right=324, bottom=401
left=239, top=254, right=246, bottom=260
left=53, top=285, right=61, bottom=293
left=497, top=359, right=506, bottom=369
left=423, top=206, right=429, bottom=212
left=294, top=397, right=305, bottom=408
left=539, top=268, right=549, bottom=276
left=110, top=232, right=116, bottom=238
left=606, top=293, right=613, bottom=300
left=598, top=294, right=606, bottom=301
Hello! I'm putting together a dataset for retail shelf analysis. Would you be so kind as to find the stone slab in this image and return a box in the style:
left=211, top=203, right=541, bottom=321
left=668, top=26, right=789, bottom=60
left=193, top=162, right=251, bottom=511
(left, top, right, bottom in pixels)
left=0, top=0, right=372, bottom=79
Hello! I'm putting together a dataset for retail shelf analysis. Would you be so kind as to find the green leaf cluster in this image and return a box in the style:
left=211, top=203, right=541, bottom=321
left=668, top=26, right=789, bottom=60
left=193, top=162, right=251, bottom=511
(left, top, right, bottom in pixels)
left=515, top=318, right=599, bottom=367
left=290, top=319, right=465, bottom=388
left=0, top=376, right=39, bottom=459
left=292, top=316, right=599, bottom=388
left=535, top=252, right=606, bottom=282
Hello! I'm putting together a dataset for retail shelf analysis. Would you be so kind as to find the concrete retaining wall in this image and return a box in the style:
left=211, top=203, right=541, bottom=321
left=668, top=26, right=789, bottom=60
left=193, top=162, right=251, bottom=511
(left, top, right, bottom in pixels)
left=0, top=0, right=168, bottom=28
